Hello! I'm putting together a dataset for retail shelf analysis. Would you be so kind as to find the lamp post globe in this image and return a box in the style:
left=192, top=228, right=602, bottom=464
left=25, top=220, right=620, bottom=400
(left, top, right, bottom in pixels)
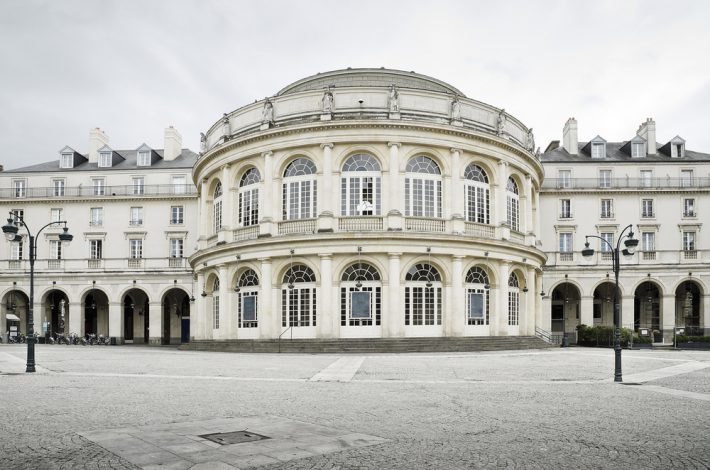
left=2, top=218, right=18, bottom=241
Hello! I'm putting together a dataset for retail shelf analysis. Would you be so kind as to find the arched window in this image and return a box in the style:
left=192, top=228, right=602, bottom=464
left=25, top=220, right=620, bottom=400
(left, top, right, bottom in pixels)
left=506, top=177, right=519, bottom=231
left=212, top=278, right=220, bottom=329
left=466, top=266, right=490, bottom=326
left=213, top=182, right=223, bottom=233
left=340, top=263, right=382, bottom=326
left=282, top=264, right=316, bottom=327
left=237, top=269, right=259, bottom=328
left=508, top=272, right=520, bottom=326
left=341, top=154, right=381, bottom=216
left=464, top=164, right=490, bottom=224
left=405, top=156, right=442, bottom=218
left=404, top=263, right=442, bottom=326
left=238, top=168, right=260, bottom=227
left=282, top=158, right=317, bottom=220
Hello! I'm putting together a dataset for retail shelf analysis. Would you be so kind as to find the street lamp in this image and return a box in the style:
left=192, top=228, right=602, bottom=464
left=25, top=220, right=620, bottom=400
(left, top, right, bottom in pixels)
left=2, top=213, right=73, bottom=373
left=581, top=224, right=638, bottom=382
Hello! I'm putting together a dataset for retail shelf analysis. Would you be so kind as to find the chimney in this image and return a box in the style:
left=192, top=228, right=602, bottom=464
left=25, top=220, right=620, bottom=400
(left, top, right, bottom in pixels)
left=636, top=118, right=657, bottom=155
left=562, top=118, right=578, bottom=155
left=164, top=126, right=182, bottom=161
left=88, top=128, right=109, bottom=163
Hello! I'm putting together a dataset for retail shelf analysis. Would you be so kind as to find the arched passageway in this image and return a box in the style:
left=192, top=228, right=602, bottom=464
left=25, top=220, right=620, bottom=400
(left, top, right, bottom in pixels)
left=634, top=281, right=662, bottom=341
left=122, top=288, right=149, bottom=344
left=592, top=282, right=617, bottom=327
left=551, top=282, right=581, bottom=343
left=43, top=289, right=69, bottom=339
left=675, top=281, right=702, bottom=335
left=161, top=288, right=191, bottom=344
left=2, top=288, right=29, bottom=340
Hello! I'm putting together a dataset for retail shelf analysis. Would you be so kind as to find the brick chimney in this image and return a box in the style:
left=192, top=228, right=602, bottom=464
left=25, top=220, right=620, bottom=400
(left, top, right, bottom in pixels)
left=164, top=126, right=182, bottom=161
left=636, top=118, right=657, bottom=155
left=88, top=128, right=109, bottom=163
left=562, top=118, right=578, bottom=155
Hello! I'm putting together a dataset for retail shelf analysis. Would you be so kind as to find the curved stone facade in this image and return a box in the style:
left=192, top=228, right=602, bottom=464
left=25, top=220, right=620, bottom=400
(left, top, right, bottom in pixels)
left=190, top=69, right=545, bottom=341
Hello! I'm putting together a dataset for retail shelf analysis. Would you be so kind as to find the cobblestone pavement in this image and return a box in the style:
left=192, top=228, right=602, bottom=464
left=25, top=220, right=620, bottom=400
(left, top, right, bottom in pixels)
left=1, top=345, right=709, bottom=469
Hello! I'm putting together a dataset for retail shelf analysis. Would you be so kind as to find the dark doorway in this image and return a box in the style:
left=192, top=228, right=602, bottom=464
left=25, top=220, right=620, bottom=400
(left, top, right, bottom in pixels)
left=123, top=296, right=134, bottom=341
left=85, top=294, right=98, bottom=335
left=143, top=299, right=150, bottom=343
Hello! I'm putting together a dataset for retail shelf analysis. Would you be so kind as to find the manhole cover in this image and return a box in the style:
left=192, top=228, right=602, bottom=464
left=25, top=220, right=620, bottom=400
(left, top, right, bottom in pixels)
left=199, top=430, right=270, bottom=445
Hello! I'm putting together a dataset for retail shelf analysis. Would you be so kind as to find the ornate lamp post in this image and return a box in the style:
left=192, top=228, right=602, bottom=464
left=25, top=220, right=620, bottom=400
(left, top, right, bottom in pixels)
left=2, top=212, right=73, bottom=373
left=581, top=224, right=638, bottom=382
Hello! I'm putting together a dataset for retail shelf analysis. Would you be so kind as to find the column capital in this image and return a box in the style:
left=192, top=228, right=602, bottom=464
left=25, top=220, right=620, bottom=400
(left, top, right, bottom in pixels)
left=387, top=142, right=401, bottom=148
left=387, top=252, right=402, bottom=259
left=258, top=257, right=272, bottom=263
left=318, top=253, right=333, bottom=260
left=262, top=150, right=273, bottom=158
left=221, top=164, right=231, bottom=171
left=452, top=255, right=465, bottom=261
left=498, top=160, right=508, bottom=167
left=449, top=147, right=463, bottom=154
left=320, top=143, right=334, bottom=150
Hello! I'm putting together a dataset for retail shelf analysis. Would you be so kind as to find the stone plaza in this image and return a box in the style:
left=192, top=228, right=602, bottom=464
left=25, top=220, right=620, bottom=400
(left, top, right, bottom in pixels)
left=1, top=344, right=709, bottom=469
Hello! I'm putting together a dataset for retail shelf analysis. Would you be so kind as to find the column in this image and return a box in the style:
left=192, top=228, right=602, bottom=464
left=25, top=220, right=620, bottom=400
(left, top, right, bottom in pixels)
left=496, top=161, right=508, bottom=234
left=450, top=149, right=463, bottom=218
left=541, top=293, right=552, bottom=334
left=497, top=261, right=510, bottom=335
left=580, top=295, right=593, bottom=328
left=661, top=293, right=675, bottom=343
left=260, top=151, right=275, bottom=237
left=221, top=165, right=233, bottom=231
left=702, top=294, right=710, bottom=336
left=320, top=144, right=334, bottom=215
left=108, top=301, right=123, bottom=344
left=524, top=267, right=536, bottom=335
left=621, top=295, right=635, bottom=331
left=535, top=270, right=543, bottom=332
left=148, top=301, right=162, bottom=345
left=259, top=258, right=273, bottom=338
left=69, top=301, right=82, bottom=336
left=387, top=253, right=402, bottom=337
left=533, top=190, right=541, bottom=240
left=218, top=264, right=230, bottom=340
left=387, top=143, right=401, bottom=214
left=194, top=272, right=205, bottom=340
left=198, top=179, right=209, bottom=248
left=318, top=254, right=334, bottom=337
left=523, top=174, right=533, bottom=234
left=450, top=256, right=464, bottom=336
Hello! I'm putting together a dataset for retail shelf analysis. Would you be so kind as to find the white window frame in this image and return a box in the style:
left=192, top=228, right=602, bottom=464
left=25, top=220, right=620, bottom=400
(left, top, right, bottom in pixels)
left=682, top=231, right=696, bottom=251
left=559, top=232, right=573, bottom=253
left=90, top=239, right=103, bottom=260
left=130, top=207, right=143, bottom=226
left=49, top=240, right=62, bottom=260
left=600, top=232, right=614, bottom=253
left=50, top=208, right=63, bottom=225
left=642, top=232, right=655, bottom=252
left=172, top=175, right=186, bottom=194
left=13, top=180, right=26, bottom=198
left=169, top=238, right=183, bottom=258
left=53, top=179, right=65, bottom=197
left=10, top=237, right=23, bottom=260
left=559, top=199, right=571, bottom=219
left=641, top=199, right=654, bottom=218
left=129, top=239, right=143, bottom=259
left=60, top=153, right=73, bottom=169
left=591, top=143, right=605, bottom=159
left=640, top=170, right=653, bottom=188
left=137, top=150, right=151, bottom=167
left=683, top=198, right=695, bottom=218
left=600, top=199, right=613, bottom=219
left=598, top=170, right=612, bottom=188
left=282, top=176, right=317, bottom=220
left=170, top=206, right=184, bottom=224
left=98, top=151, right=112, bottom=168
left=92, top=178, right=105, bottom=196
left=680, top=169, right=694, bottom=188
left=238, top=170, right=261, bottom=227
left=558, top=170, right=572, bottom=188
left=631, top=142, right=645, bottom=158
left=90, top=207, right=103, bottom=227
left=132, top=177, right=145, bottom=195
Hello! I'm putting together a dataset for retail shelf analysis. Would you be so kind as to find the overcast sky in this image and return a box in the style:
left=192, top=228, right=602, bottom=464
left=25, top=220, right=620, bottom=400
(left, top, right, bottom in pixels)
left=1, top=0, right=709, bottom=170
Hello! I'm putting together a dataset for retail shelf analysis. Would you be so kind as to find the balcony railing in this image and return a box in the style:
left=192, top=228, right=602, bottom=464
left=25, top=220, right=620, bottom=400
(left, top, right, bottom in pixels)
left=169, top=257, right=185, bottom=268
left=683, top=250, right=698, bottom=260
left=87, top=259, right=103, bottom=269
left=278, top=218, right=317, bottom=235
left=405, top=217, right=445, bottom=233
left=1, top=184, right=197, bottom=200
left=233, top=225, right=259, bottom=241
left=464, top=222, right=495, bottom=239
left=509, top=230, right=525, bottom=244
left=338, top=216, right=384, bottom=232
left=9, top=260, right=21, bottom=269
left=128, top=258, right=143, bottom=268
left=7, top=257, right=193, bottom=271
left=545, top=249, right=705, bottom=267
left=542, top=177, right=710, bottom=191
left=47, top=259, right=63, bottom=269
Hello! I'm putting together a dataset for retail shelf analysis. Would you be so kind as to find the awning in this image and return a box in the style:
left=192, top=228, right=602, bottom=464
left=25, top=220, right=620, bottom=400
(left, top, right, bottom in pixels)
left=5, top=313, right=20, bottom=321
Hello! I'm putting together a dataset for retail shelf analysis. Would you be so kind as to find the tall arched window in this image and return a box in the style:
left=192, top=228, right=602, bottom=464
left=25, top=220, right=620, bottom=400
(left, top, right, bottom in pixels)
left=282, top=264, right=316, bottom=327
left=508, top=272, right=520, bottom=326
left=464, top=164, right=490, bottom=224
left=340, top=263, right=382, bottom=326
left=341, top=154, right=381, bottom=216
left=405, top=263, right=442, bottom=326
left=466, top=266, right=489, bottom=325
left=506, top=177, right=519, bottom=231
left=238, top=168, right=260, bottom=227
left=212, top=278, right=220, bottom=329
left=282, top=158, right=317, bottom=220
left=237, top=269, right=259, bottom=328
left=213, top=182, right=223, bottom=233
left=405, top=156, right=442, bottom=218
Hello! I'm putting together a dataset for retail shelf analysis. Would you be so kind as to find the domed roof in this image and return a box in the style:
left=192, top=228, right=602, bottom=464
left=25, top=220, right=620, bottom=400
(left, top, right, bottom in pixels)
left=277, top=68, right=466, bottom=97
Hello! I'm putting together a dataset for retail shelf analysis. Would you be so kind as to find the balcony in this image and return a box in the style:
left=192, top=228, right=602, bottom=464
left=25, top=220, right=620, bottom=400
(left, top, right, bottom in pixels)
left=7, top=257, right=192, bottom=272
left=233, top=225, right=259, bottom=241
left=464, top=222, right=495, bottom=239
left=278, top=218, right=317, bottom=235
left=128, top=258, right=143, bottom=268
left=129, top=220, right=143, bottom=226
left=545, top=249, right=706, bottom=267
left=0, top=184, right=198, bottom=200
left=405, top=217, right=445, bottom=233
left=541, top=176, right=710, bottom=191
left=47, top=259, right=63, bottom=269
left=87, top=259, right=103, bottom=269
left=338, top=216, right=384, bottom=232
left=169, top=257, right=185, bottom=268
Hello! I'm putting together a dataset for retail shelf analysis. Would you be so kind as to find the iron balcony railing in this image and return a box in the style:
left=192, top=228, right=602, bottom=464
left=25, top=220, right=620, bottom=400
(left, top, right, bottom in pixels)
left=7, top=257, right=190, bottom=271
left=545, top=249, right=706, bottom=266
left=1, top=184, right=197, bottom=199
left=542, top=177, right=709, bottom=191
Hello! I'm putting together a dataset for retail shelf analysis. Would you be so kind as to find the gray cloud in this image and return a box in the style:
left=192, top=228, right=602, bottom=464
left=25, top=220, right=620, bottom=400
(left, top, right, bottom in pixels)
left=1, top=0, right=709, bottom=169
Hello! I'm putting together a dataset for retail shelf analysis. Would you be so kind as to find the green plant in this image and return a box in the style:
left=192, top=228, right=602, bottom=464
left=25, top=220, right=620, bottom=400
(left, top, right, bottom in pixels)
left=676, top=335, right=710, bottom=343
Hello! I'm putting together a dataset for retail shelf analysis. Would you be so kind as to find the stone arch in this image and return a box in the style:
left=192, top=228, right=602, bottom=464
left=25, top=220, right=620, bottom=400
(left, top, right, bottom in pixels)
left=463, top=261, right=498, bottom=288
left=334, top=145, right=387, bottom=173
left=590, top=278, right=626, bottom=298
left=629, top=276, right=667, bottom=298
left=161, top=287, right=191, bottom=345
left=670, top=276, right=707, bottom=296
left=334, top=256, right=388, bottom=284
left=275, top=258, right=320, bottom=286
left=461, top=156, right=497, bottom=186
left=230, top=262, right=261, bottom=287
left=276, top=150, right=320, bottom=178
left=400, top=147, right=449, bottom=175
left=401, top=256, right=450, bottom=284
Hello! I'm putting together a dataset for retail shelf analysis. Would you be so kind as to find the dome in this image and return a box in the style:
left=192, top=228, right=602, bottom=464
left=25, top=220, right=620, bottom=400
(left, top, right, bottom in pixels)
left=277, top=68, right=466, bottom=97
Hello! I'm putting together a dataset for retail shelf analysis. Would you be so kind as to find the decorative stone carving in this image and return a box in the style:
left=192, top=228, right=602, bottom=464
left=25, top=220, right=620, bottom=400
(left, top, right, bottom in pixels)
left=451, top=95, right=461, bottom=121
left=199, top=132, right=207, bottom=153
left=322, top=88, right=334, bottom=114
left=526, top=128, right=535, bottom=152
left=262, top=98, right=274, bottom=125
left=388, top=84, right=399, bottom=113
left=496, top=109, right=506, bottom=136
left=221, top=113, right=231, bottom=141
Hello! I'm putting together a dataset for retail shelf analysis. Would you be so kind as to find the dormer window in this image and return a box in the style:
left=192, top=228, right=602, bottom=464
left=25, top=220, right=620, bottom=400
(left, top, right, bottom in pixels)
left=591, top=142, right=605, bottom=159
left=98, top=151, right=112, bottom=168
left=631, top=142, right=645, bottom=158
left=673, top=142, right=685, bottom=158
left=138, top=150, right=151, bottom=166
left=60, top=153, right=73, bottom=168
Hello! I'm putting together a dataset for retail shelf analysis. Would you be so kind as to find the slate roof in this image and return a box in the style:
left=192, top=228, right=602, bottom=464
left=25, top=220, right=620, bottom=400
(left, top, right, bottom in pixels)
left=541, top=142, right=710, bottom=163
left=4, top=149, right=198, bottom=173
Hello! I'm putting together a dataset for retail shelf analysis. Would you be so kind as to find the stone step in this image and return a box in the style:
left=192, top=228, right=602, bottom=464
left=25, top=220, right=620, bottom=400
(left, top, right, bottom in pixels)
left=179, top=336, right=555, bottom=354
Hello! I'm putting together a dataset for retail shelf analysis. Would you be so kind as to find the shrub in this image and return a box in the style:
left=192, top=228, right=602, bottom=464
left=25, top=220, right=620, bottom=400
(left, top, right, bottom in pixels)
left=576, top=324, right=636, bottom=348
left=676, top=335, right=710, bottom=343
